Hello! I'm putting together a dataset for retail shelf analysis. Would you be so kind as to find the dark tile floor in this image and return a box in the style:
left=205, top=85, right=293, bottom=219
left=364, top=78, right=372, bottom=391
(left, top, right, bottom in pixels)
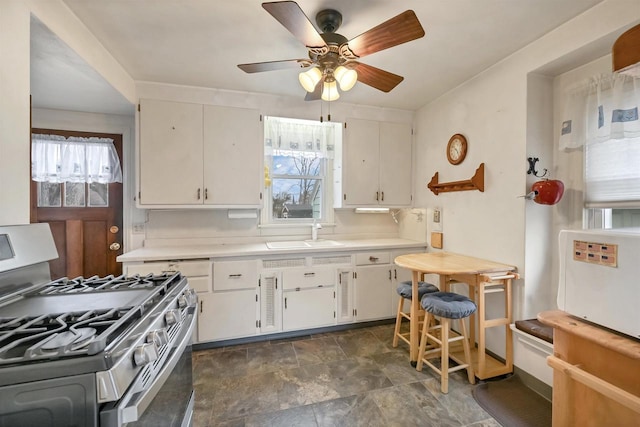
left=192, top=323, right=501, bottom=427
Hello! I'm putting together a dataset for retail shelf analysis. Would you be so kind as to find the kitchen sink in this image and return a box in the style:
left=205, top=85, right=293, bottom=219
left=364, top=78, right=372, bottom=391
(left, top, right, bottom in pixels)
left=304, top=239, right=344, bottom=247
left=265, top=240, right=344, bottom=249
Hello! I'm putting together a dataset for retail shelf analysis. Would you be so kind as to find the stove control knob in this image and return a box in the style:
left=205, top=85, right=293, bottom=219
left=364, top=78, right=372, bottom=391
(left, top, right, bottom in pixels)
left=165, top=309, right=180, bottom=326
left=178, top=295, right=188, bottom=309
left=134, top=343, right=158, bottom=367
left=147, top=329, right=169, bottom=347
left=185, top=289, right=198, bottom=306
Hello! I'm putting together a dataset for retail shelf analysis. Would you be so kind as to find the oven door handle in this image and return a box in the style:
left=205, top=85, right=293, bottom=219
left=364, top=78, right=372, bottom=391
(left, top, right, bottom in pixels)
left=112, top=311, right=195, bottom=426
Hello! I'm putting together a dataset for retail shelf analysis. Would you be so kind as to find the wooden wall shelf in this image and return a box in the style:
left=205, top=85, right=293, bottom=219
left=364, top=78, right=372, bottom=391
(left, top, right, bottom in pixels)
left=427, top=163, right=484, bottom=195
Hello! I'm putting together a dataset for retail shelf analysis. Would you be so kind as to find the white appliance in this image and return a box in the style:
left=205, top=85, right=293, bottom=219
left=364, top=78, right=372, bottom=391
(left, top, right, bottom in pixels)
left=558, top=228, right=640, bottom=339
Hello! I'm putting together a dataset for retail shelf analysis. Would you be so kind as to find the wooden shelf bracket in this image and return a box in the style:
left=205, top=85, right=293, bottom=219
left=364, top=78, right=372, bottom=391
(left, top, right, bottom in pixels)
left=427, top=163, right=485, bottom=195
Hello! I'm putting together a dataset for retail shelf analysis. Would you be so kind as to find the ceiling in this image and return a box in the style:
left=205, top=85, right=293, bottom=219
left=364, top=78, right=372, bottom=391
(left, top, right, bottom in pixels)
left=31, top=0, right=606, bottom=115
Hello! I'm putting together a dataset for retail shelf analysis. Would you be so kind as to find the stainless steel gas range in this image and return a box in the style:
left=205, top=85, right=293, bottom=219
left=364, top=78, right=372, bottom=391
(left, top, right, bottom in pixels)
left=0, top=224, right=197, bottom=426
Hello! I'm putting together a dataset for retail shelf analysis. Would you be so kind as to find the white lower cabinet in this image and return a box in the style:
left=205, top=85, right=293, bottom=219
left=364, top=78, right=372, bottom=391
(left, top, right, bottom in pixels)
left=197, top=291, right=257, bottom=342
left=283, top=287, right=335, bottom=331
left=259, top=272, right=282, bottom=333
left=353, top=250, right=395, bottom=321
left=390, top=249, right=424, bottom=310
left=354, top=264, right=393, bottom=321
left=122, top=245, right=425, bottom=344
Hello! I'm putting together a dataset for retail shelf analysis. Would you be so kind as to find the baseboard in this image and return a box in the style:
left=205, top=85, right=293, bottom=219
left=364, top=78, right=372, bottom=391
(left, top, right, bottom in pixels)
left=193, top=318, right=395, bottom=351
left=513, top=366, right=553, bottom=402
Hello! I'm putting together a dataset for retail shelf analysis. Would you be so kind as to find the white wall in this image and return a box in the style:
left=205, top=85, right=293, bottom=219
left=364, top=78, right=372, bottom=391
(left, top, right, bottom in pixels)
left=413, top=0, right=640, bottom=358
left=0, top=0, right=136, bottom=226
left=0, top=1, right=31, bottom=225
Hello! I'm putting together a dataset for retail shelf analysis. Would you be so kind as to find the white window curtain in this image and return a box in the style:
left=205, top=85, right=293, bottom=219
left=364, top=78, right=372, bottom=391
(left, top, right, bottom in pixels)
left=31, top=134, right=123, bottom=184
left=559, top=73, right=640, bottom=150
left=560, top=73, right=640, bottom=207
left=264, top=116, right=335, bottom=159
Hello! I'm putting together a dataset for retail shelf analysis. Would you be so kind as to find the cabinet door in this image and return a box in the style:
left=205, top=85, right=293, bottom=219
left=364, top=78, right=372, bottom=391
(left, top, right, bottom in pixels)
left=259, top=273, right=282, bottom=333
left=139, top=99, right=203, bottom=205
left=283, top=287, right=335, bottom=331
left=343, top=118, right=380, bottom=206
left=379, top=122, right=412, bottom=206
left=337, top=269, right=355, bottom=324
left=197, top=290, right=256, bottom=342
left=203, top=106, right=262, bottom=206
left=355, top=265, right=393, bottom=321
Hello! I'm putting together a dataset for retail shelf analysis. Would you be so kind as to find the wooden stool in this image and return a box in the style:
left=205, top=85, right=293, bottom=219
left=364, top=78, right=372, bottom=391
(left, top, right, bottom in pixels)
left=417, top=292, right=477, bottom=393
left=392, top=280, right=438, bottom=356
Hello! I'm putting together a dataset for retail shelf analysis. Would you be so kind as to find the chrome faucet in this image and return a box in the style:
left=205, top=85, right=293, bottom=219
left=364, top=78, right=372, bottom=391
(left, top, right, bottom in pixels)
left=311, top=219, right=322, bottom=241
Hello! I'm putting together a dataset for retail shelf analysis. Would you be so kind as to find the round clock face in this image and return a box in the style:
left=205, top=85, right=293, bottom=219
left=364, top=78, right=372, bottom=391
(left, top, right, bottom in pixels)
left=447, top=134, right=467, bottom=165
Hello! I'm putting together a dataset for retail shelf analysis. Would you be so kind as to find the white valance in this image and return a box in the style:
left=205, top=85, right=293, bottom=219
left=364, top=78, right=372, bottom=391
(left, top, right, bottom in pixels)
left=559, top=73, right=640, bottom=150
left=31, top=134, right=123, bottom=184
left=264, top=116, right=335, bottom=159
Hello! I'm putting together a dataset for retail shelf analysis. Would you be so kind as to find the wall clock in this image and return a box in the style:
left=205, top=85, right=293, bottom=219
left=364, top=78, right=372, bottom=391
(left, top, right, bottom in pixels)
left=446, top=134, right=467, bottom=165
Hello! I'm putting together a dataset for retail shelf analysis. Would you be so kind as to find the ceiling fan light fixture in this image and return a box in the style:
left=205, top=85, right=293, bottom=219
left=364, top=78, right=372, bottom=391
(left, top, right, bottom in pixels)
left=334, top=66, right=358, bottom=91
left=298, top=67, right=322, bottom=92
left=321, top=80, right=340, bottom=101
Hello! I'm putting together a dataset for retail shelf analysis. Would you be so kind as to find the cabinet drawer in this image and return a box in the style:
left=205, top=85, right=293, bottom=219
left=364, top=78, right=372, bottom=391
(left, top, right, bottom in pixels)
left=213, top=260, right=258, bottom=290
left=126, top=260, right=212, bottom=277
left=188, top=276, right=211, bottom=293
left=355, top=251, right=390, bottom=266
left=282, top=267, right=335, bottom=290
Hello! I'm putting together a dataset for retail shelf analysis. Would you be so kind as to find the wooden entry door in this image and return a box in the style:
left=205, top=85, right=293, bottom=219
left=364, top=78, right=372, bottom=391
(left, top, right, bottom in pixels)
left=31, top=129, right=123, bottom=280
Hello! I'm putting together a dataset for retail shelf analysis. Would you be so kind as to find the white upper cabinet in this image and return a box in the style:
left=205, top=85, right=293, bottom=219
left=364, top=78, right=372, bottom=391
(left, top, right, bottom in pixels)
left=340, top=118, right=413, bottom=207
left=138, top=99, right=262, bottom=208
left=203, top=105, right=262, bottom=206
left=139, top=99, right=204, bottom=205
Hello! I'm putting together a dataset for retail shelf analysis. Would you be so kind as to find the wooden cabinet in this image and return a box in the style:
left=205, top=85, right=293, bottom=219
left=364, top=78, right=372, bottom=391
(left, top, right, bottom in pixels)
left=138, top=99, right=261, bottom=207
left=341, top=118, right=413, bottom=207
left=540, top=310, right=640, bottom=427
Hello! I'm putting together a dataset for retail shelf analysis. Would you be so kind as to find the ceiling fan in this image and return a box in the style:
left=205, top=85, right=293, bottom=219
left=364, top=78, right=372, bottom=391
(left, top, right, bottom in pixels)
left=238, top=1, right=425, bottom=101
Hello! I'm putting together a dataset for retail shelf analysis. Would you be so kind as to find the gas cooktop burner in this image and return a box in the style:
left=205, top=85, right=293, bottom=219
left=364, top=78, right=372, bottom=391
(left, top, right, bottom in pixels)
left=38, top=274, right=166, bottom=294
left=0, top=272, right=185, bottom=366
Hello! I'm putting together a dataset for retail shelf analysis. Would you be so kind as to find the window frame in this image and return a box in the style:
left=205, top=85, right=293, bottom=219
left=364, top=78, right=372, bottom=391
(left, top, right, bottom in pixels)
left=260, top=117, right=339, bottom=226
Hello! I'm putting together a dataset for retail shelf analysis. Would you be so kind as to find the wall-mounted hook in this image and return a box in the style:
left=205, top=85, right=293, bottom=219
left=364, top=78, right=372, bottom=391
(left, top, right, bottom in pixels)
left=527, top=157, right=548, bottom=178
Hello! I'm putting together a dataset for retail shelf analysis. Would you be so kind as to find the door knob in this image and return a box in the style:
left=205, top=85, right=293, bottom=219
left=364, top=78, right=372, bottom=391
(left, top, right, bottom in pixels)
left=109, top=242, right=121, bottom=251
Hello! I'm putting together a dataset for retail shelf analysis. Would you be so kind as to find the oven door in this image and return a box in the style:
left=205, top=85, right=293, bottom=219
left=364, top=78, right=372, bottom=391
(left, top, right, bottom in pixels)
left=100, top=311, right=195, bottom=427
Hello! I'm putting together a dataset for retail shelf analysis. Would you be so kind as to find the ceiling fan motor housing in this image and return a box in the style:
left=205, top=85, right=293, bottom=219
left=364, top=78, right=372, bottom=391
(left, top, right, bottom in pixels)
left=316, top=9, right=342, bottom=33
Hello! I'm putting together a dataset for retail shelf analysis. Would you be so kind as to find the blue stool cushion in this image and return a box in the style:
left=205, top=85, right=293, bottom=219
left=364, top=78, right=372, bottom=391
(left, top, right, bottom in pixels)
left=396, top=281, right=439, bottom=300
left=421, top=292, right=477, bottom=319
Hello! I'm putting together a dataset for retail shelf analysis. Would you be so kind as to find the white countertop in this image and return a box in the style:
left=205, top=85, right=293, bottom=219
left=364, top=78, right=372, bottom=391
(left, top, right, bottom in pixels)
left=117, top=238, right=427, bottom=262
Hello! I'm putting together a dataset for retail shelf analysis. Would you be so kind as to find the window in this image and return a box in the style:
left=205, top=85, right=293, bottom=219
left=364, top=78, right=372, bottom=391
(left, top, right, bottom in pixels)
left=262, top=116, right=341, bottom=223
left=561, top=74, right=640, bottom=229
left=31, top=133, right=121, bottom=208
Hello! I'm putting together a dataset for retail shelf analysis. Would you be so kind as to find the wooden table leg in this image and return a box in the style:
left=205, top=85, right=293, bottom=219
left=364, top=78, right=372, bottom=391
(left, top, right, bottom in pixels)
left=410, top=270, right=420, bottom=364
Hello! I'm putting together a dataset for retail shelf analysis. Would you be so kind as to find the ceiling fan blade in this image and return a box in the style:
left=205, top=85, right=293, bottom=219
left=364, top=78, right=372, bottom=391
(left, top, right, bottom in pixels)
left=304, top=79, right=322, bottom=101
left=238, top=59, right=310, bottom=73
left=351, top=62, right=404, bottom=92
left=343, top=10, right=425, bottom=59
left=262, top=1, right=327, bottom=50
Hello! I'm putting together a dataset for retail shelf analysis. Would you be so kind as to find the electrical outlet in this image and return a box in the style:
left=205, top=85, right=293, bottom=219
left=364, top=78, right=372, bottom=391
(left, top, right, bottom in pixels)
left=433, top=209, right=441, bottom=223
left=132, top=223, right=145, bottom=234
